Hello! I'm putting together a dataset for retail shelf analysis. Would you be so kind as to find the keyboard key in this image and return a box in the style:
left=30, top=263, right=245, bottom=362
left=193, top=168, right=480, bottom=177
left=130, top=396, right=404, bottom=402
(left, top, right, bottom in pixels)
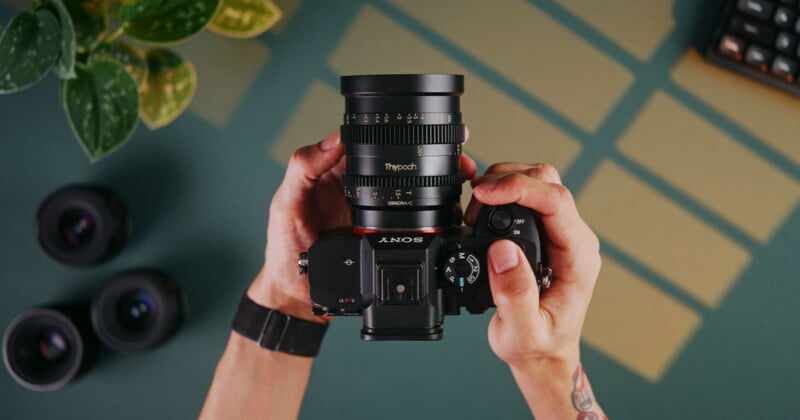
left=737, top=0, right=775, bottom=21
left=745, top=44, right=772, bottom=70
left=771, top=55, right=798, bottom=81
left=775, top=7, right=796, bottom=28
left=719, top=34, right=746, bottom=61
left=776, top=31, right=798, bottom=53
left=730, top=15, right=776, bottom=44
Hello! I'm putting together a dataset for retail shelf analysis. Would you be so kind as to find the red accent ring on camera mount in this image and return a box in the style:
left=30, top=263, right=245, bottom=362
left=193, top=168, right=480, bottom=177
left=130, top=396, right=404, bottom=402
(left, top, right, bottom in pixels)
left=352, top=227, right=448, bottom=235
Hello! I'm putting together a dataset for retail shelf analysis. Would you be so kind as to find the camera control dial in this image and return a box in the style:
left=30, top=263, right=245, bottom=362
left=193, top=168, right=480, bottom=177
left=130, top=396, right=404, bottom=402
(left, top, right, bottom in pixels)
left=444, top=250, right=481, bottom=288
left=487, top=208, right=514, bottom=235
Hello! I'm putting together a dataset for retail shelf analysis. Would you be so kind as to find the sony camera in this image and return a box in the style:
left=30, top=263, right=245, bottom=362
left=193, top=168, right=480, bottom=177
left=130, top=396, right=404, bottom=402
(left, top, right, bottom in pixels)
left=301, top=74, right=552, bottom=341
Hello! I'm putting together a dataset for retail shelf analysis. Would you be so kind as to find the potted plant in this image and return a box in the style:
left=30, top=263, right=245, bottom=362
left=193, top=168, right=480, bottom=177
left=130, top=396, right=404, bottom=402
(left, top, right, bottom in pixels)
left=0, top=0, right=282, bottom=162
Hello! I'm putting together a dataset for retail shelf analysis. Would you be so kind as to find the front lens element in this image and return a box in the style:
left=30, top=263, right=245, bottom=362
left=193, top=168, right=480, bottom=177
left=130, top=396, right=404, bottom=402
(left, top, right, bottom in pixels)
left=37, top=329, right=70, bottom=363
left=117, top=290, right=156, bottom=332
left=58, top=210, right=96, bottom=247
left=340, top=74, right=465, bottom=230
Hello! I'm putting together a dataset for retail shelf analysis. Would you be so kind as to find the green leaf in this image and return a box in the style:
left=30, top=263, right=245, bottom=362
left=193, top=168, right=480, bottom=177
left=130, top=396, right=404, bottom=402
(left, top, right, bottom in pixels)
left=0, top=10, right=61, bottom=94
left=41, top=0, right=77, bottom=79
left=139, top=48, right=196, bottom=129
left=62, top=60, right=140, bottom=162
left=62, top=0, right=107, bottom=52
left=91, top=41, right=148, bottom=88
left=208, top=0, right=281, bottom=39
left=119, top=0, right=220, bottom=43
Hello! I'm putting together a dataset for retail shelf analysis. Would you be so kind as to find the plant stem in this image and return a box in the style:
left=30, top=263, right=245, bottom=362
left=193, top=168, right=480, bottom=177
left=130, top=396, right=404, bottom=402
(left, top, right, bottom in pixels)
left=104, top=27, right=124, bottom=44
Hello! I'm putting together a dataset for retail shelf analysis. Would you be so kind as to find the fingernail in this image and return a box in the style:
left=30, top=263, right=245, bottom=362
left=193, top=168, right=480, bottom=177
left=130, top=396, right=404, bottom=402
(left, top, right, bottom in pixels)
left=475, top=179, right=498, bottom=194
left=489, top=240, right=519, bottom=274
left=320, top=133, right=340, bottom=151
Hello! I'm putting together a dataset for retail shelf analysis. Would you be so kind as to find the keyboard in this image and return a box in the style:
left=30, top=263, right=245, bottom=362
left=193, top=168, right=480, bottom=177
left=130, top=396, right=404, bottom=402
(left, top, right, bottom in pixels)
left=706, top=0, right=800, bottom=97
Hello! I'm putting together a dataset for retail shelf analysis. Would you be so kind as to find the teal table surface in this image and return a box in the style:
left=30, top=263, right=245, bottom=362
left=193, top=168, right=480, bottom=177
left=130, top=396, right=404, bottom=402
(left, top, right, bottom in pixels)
left=2, top=0, right=799, bottom=419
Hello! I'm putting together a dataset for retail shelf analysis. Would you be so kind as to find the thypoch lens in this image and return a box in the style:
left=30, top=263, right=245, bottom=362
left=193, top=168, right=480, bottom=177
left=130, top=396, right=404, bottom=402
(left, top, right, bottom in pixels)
left=340, top=74, right=466, bottom=231
left=2, top=307, right=98, bottom=391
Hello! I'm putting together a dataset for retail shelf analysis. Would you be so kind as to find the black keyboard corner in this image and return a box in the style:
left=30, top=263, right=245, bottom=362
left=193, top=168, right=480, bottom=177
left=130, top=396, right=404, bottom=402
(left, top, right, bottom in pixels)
left=705, top=0, right=800, bottom=97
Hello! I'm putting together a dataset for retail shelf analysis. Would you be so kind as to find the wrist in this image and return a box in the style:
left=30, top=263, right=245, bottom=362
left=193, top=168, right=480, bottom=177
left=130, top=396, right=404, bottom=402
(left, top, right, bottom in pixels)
left=507, top=355, right=584, bottom=419
left=247, top=266, right=328, bottom=324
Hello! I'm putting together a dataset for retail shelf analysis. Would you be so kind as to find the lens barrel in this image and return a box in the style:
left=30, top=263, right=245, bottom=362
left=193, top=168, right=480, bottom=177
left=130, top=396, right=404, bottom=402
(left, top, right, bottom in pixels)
left=340, top=74, right=465, bottom=230
left=3, top=306, right=98, bottom=391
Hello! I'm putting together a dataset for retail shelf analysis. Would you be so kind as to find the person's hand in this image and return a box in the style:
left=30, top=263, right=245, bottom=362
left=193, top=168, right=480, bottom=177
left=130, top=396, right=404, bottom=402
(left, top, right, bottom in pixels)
left=247, top=131, right=349, bottom=323
left=464, top=163, right=601, bottom=369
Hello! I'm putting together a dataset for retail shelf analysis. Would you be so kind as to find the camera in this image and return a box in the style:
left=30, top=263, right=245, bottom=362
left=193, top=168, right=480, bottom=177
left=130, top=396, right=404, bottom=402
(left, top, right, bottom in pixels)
left=301, top=74, right=552, bottom=341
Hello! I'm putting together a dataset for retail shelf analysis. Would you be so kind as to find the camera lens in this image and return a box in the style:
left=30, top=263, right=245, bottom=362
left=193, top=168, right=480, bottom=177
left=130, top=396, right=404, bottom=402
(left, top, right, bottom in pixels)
left=340, top=74, right=466, bottom=230
left=3, top=307, right=97, bottom=391
left=37, top=185, right=131, bottom=267
left=91, top=270, right=184, bottom=353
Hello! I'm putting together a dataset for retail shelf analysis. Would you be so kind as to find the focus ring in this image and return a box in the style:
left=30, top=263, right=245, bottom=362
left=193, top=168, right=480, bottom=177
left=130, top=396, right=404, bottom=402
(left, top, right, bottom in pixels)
left=341, top=124, right=465, bottom=145
left=342, top=174, right=465, bottom=188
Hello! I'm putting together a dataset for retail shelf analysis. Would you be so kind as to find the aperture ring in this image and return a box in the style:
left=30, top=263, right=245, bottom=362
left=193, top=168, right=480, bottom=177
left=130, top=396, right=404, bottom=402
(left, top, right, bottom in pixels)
left=341, top=124, right=465, bottom=145
left=342, top=174, right=465, bottom=188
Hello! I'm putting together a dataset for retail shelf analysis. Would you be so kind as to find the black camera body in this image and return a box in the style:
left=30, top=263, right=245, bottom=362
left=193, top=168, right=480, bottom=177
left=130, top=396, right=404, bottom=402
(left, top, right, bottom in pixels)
left=302, top=74, right=552, bottom=341
left=304, top=204, right=551, bottom=341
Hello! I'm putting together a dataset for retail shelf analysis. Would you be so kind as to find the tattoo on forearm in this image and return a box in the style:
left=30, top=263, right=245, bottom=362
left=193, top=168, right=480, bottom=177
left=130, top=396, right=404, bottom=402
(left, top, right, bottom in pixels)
left=571, top=364, right=607, bottom=420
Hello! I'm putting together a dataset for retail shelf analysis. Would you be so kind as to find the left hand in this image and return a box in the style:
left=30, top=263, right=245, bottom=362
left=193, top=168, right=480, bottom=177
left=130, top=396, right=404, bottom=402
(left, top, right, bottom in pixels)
left=247, top=130, right=350, bottom=323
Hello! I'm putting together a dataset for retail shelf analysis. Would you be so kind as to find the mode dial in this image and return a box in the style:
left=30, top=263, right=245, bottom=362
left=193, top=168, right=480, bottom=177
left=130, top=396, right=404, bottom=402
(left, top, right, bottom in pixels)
left=444, top=250, right=481, bottom=288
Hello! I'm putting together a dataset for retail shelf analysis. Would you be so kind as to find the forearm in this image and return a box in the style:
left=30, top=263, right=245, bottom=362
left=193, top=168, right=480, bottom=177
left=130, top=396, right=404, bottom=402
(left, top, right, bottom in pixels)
left=510, top=358, right=606, bottom=420
left=200, top=333, right=313, bottom=419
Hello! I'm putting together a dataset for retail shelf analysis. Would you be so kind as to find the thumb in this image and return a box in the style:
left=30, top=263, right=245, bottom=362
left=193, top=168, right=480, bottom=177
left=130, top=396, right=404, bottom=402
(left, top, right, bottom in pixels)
left=487, top=240, right=540, bottom=326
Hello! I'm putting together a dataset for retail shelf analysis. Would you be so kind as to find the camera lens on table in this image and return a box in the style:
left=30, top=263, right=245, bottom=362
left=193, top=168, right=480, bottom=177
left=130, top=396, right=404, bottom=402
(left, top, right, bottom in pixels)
left=36, top=185, right=131, bottom=267
left=91, top=270, right=184, bottom=353
left=2, top=307, right=97, bottom=391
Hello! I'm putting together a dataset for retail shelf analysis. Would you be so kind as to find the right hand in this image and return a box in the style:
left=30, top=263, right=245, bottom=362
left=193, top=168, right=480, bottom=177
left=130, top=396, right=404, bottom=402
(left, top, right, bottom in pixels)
left=464, top=163, right=601, bottom=369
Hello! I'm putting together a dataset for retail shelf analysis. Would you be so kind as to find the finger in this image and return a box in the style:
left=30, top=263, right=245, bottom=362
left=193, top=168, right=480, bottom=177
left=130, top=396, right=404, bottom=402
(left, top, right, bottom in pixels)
left=487, top=240, right=540, bottom=328
left=329, top=154, right=347, bottom=179
left=460, top=152, right=478, bottom=182
left=463, top=195, right=482, bottom=227
left=466, top=164, right=562, bottom=225
left=278, top=130, right=344, bottom=202
left=477, top=163, right=562, bottom=186
left=473, top=173, right=590, bottom=252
